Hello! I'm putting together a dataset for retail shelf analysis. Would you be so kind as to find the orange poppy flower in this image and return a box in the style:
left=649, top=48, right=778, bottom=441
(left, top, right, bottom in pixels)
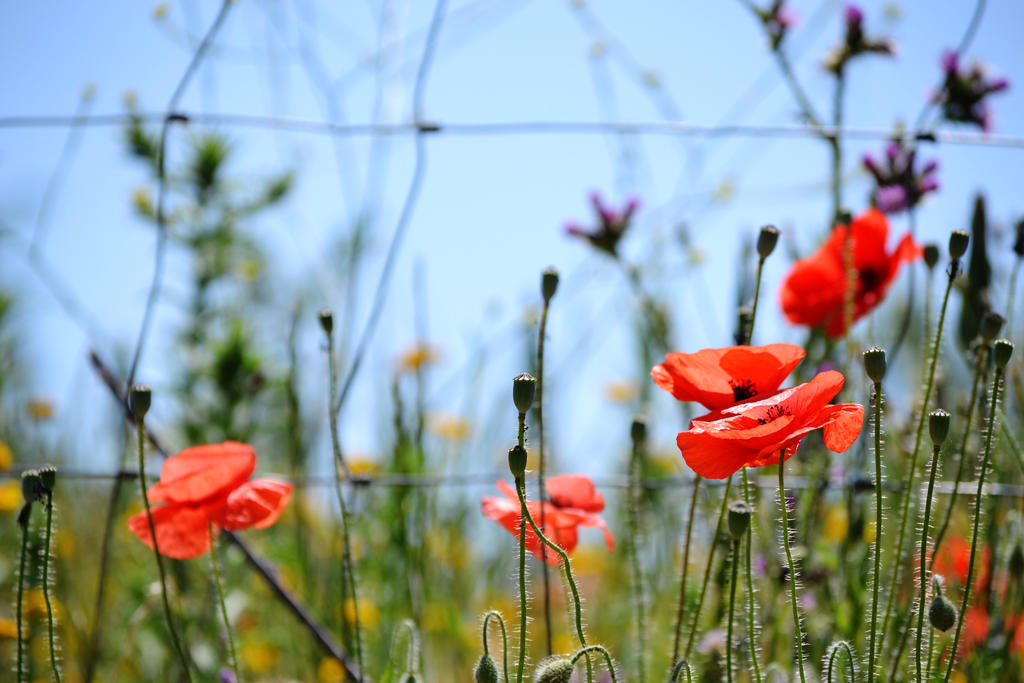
left=675, top=370, right=863, bottom=479
left=481, top=475, right=614, bottom=565
left=652, top=344, right=806, bottom=410
left=128, top=441, right=292, bottom=560
left=779, top=208, right=921, bottom=338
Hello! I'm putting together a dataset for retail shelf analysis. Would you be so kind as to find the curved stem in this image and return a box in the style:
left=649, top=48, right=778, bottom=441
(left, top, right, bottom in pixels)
left=931, top=345, right=988, bottom=566
left=671, top=475, right=701, bottom=665
left=668, top=659, right=694, bottom=683
left=17, top=506, right=29, bottom=683
left=741, top=470, right=763, bottom=683
left=943, top=365, right=1006, bottom=682
left=826, top=641, right=856, bottom=683
left=917, top=444, right=943, bottom=681
left=536, top=296, right=553, bottom=655
left=684, top=475, right=733, bottom=658
left=868, top=380, right=884, bottom=681
left=779, top=450, right=807, bottom=683
left=881, top=266, right=956, bottom=651
left=42, top=496, right=61, bottom=683
left=136, top=419, right=192, bottom=681
left=209, top=524, right=241, bottom=683
left=570, top=645, right=618, bottom=683
left=727, top=539, right=740, bottom=683
left=482, top=610, right=511, bottom=683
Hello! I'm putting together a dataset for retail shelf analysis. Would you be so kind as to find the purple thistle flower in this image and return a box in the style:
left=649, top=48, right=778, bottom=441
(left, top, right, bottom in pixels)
left=564, top=192, right=641, bottom=257
left=936, top=49, right=1009, bottom=130
left=863, top=139, right=939, bottom=214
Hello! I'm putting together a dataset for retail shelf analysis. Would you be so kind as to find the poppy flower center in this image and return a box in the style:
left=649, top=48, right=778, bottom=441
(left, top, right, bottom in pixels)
left=729, top=378, right=757, bottom=402
left=756, top=404, right=793, bottom=425
left=858, top=267, right=885, bottom=293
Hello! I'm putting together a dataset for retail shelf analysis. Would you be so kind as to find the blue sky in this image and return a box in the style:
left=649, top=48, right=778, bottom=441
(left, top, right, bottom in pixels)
left=1, top=0, right=1022, bottom=478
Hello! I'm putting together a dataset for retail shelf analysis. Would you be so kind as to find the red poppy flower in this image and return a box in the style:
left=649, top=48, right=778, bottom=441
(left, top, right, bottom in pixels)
left=674, top=370, right=863, bottom=479
left=481, top=475, right=614, bottom=565
left=652, top=343, right=806, bottom=410
left=780, top=208, right=921, bottom=337
left=128, top=441, right=292, bottom=560
left=930, top=536, right=991, bottom=591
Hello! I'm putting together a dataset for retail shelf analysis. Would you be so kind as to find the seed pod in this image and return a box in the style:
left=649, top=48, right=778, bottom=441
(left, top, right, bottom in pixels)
left=474, top=653, right=499, bottom=683
left=508, top=445, right=528, bottom=478
left=22, top=471, right=47, bottom=504
left=513, top=373, right=537, bottom=414
left=728, top=501, right=752, bottom=540
left=130, top=384, right=152, bottom=421
left=534, top=657, right=574, bottom=683
left=948, top=230, right=969, bottom=260
left=979, top=311, right=1005, bottom=344
left=318, top=309, right=334, bottom=335
left=928, top=593, right=958, bottom=632
left=757, top=225, right=780, bottom=260
left=993, top=339, right=1014, bottom=368
left=630, top=416, right=647, bottom=445
left=929, top=410, right=951, bottom=446
left=541, top=267, right=560, bottom=303
left=923, top=243, right=940, bottom=269
left=863, top=346, right=887, bottom=383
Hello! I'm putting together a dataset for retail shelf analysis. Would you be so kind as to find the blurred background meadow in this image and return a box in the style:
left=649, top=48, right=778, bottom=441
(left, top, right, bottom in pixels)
left=1, top=0, right=1023, bottom=680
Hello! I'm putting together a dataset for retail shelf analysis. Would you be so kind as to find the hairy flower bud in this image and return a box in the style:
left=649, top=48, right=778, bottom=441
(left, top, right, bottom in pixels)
left=980, top=311, right=1004, bottom=344
left=541, top=267, right=560, bottom=303
left=863, top=346, right=887, bottom=383
left=513, top=373, right=537, bottom=414
left=756, top=225, right=780, bottom=260
left=993, top=339, right=1014, bottom=368
left=38, top=465, right=56, bottom=495
left=508, top=445, right=528, bottom=478
left=923, top=243, right=940, bottom=270
left=318, top=309, right=334, bottom=335
left=728, top=501, right=752, bottom=540
left=948, top=230, right=969, bottom=260
left=533, top=657, right=574, bottom=683
left=22, top=470, right=47, bottom=504
left=474, top=653, right=499, bottom=683
left=929, top=593, right=958, bottom=632
left=929, top=409, right=951, bottom=446
left=130, top=384, right=152, bottom=421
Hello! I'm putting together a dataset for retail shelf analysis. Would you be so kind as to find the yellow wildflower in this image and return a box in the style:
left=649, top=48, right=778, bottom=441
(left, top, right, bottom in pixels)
left=0, top=439, right=12, bottom=471
left=0, top=617, right=18, bottom=640
left=711, top=177, right=736, bottom=204
left=603, top=379, right=638, bottom=404
left=863, top=520, right=877, bottom=545
left=240, top=642, right=280, bottom=674
left=428, top=414, right=471, bottom=442
left=421, top=602, right=448, bottom=632
left=152, top=3, right=169, bottom=20
left=318, top=657, right=347, bottom=682
left=347, top=457, right=379, bottom=476
left=343, top=597, right=380, bottom=631
left=397, top=343, right=440, bottom=373
left=0, top=481, right=21, bottom=513
left=57, top=529, right=75, bottom=559
left=824, top=505, right=849, bottom=544
left=27, top=398, right=55, bottom=421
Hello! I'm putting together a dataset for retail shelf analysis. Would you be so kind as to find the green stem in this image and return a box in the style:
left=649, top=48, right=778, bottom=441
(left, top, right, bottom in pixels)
left=516, top=483, right=527, bottom=683
left=868, top=380, right=884, bottom=681
left=881, top=266, right=956, bottom=651
left=536, top=298, right=553, bottom=655
left=779, top=450, right=807, bottom=683
left=17, top=505, right=30, bottom=683
left=42, top=495, right=61, bottom=683
left=825, top=641, right=856, bottom=682
left=684, top=475, right=733, bottom=658
left=931, top=346, right=988, bottom=567
left=482, top=610, right=511, bottom=683
left=671, top=475, right=701, bottom=666
left=514, top=478, right=594, bottom=683
left=741, top=470, right=763, bottom=683
left=136, top=420, right=192, bottom=681
left=917, top=444, right=943, bottom=681
left=727, top=538, right=740, bottom=683
left=209, top=523, right=241, bottom=683
left=570, top=645, right=618, bottom=683
left=943, top=365, right=1006, bottom=682
left=668, top=659, right=694, bottom=683
left=748, top=258, right=765, bottom=344
left=628, top=429, right=646, bottom=683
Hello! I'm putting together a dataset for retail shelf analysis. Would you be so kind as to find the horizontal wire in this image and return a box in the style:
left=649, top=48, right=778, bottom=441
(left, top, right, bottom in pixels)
left=2, top=111, right=1024, bottom=148
left=5, top=466, right=1024, bottom=497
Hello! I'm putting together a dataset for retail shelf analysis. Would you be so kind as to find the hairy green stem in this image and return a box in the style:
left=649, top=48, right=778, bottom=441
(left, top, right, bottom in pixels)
left=748, top=258, right=765, bottom=344
left=727, top=538, right=740, bottom=683
left=684, top=475, right=733, bottom=658
left=516, top=481, right=527, bottom=683
left=881, top=266, right=955, bottom=651
left=628, top=427, right=646, bottom=683
left=209, top=524, right=241, bottom=683
left=779, top=450, right=807, bottom=683
left=668, top=659, right=694, bottom=683
left=943, top=364, right=1006, bottom=682
left=741, top=470, right=763, bottom=683
left=825, top=641, right=856, bottom=683
left=671, top=475, right=701, bottom=666
left=536, top=297, right=553, bottom=655
left=42, top=495, right=61, bottom=683
left=482, top=610, right=511, bottom=683
left=917, top=444, right=943, bottom=681
left=136, top=419, right=192, bottom=681
left=868, top=380, right=884, bottom=680
left=570, top=645, right=618, bottom=682
left=17, top=505, right=30, bottom=683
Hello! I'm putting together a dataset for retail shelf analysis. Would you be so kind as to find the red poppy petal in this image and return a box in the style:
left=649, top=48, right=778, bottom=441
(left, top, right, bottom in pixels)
left=482, top=493, right=573, bottom=565
left=820, top=403, right=864, bottom=453
left=127, top=505, right=213, bottom=560
left=718, top=344, right=806, bottom=400
left=210, top=479, right=293, bottom=531
left=850, top=208, right=890, bottom=269
left=652, top=347, right=733, bottom=408
left=780, top=252, right=846, bottom=328
left=148, top=442, right=256, bottom=505
left=546, top=474, right=604, bottom=512
left=675, top=430, right=757, bottom=479
left=560, top=509, right=615, bottom=551
left=496, top=479, right=519, bottom=501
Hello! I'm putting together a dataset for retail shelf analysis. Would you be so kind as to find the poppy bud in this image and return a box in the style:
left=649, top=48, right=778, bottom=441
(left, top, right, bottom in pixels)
left=630, top=416, right=647, bottom=445
left=948, top=230, right=969, bottom=260
left=980, top=311, right=1005, bottom=344
left=923, top=244, right=940, bottom=270
left=533, top=657, right=574, bottom=683
left=38, top=465, right=56, bottom=495
left=318, top=309, right=334, bottom=335
left=756, top=224, right=780, bottom=260
left=474, top=653, right=499, bottom=683
left=130, top=384, right=152, bottom=421
left=1014, top=219, right=1024, bottom=257
left=541, top=267, right=560, bottom=303
left=928, top=593, right=958, bottom=632
left=508, top=445, right=528, bottom=478
left=728, top=501, right=752, bottom=540
left=400, top=674, right=422, bottom=683
left=1009, top=542, right=1024, bottom=579
left=513, top=373, right=537, bottom=414
left=17, top=503, right=32, bottom=529
left=863, top=346, right=887, bottom=383
left=928, top=409, right=951, bottom=446
left=22, top=470, right=47, bottom=503
left=993, top=339, right=1014, bottom=369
